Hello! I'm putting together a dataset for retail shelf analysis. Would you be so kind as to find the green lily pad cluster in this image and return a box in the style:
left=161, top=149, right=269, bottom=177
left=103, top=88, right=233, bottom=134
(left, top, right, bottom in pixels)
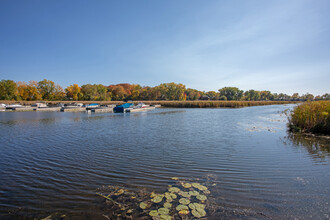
left=151, top=193, right=164, bottom=203
left=96, top=177, right=213, bottom=219
left=189, top=203, right=206, bottom=218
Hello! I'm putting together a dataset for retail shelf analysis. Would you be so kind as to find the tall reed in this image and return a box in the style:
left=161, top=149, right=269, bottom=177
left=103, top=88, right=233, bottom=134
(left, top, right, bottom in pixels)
left=287, top=101, right=330, bottom=135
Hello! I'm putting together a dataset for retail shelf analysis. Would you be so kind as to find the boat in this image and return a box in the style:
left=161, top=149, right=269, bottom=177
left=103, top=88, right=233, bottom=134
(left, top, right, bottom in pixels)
left=113, top=103, right=134, bottom=113
left=6, top=104, right=25, bottom=110
left=31, top=103, right=48, bottom=108
left=86, top=103, right=100, bottom=110
left=62, top=103, right=84, bottom=108
left=133, top=103, right=149, bottom=109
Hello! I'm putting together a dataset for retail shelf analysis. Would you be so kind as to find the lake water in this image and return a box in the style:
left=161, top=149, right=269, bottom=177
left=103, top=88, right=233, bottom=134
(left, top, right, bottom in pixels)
left=0, top=105, right=329, bottom=219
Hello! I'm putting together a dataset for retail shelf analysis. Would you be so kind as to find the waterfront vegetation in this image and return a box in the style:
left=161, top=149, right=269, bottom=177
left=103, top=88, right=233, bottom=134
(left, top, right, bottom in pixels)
left=287, top=101, right=330, bottom=135
left=0, top=79, right=329, bottom=102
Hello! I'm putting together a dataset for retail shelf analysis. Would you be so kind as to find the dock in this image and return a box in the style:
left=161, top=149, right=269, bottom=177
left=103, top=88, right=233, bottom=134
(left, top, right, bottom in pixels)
left=60, top=107, right=87, bottom=112
left=35, top=107, right=61, bottom=112
left=91, top=107, right=114, bottom=113
left=126, top=106, right=156, bottom=112
left=9, top=107, right=35, bottom=112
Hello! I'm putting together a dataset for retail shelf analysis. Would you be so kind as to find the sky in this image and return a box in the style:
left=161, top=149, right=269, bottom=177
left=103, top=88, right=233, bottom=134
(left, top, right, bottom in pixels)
left=0, top=0, right=329, bottom=95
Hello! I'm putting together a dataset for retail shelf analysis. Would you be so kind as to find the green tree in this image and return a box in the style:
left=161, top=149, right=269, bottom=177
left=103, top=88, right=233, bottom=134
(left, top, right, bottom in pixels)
left=0, top=80, right=17, bottom=100
left=218, top=87, right=243, bottom=100
left=38, top=79, right=56, bottom=100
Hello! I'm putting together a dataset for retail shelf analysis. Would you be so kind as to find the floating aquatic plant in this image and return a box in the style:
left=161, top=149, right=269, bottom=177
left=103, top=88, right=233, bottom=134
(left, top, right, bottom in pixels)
left=168, top=187, right=180, bottom=193
left=189, top=191, right=199, bottom=196
left=160, top=214, right=172, bottom=220
left=191, top=208, right=206, bottom=218
left=158, top=207, right=169, bottom=215
left=189, top=203, right=205, bottom=210
left=178, top=191, right=190, bottom=198
left=176, top=204, right=189, bottom=211
left=181, top=182, right=192, bottom=188
left=149, top=210, right=158, bottom=217
left=164, top=202, right=172, bottom=209
left=196, top=194, right=207, bottom=201
left=139, top=202, right=148, bottom=209
left=151, top=194, right=164, bottom=203
left=179, top=198, right=190, bottom=205
left=171, top=177, right=179, bottom=180
left=178, top=209, right=189, bottom=215
left=192, top=183, right=208, bottom=191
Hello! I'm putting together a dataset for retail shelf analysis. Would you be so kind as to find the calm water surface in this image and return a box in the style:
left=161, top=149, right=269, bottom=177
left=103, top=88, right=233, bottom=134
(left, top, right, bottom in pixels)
left=0, top=105, right=329, bottom=219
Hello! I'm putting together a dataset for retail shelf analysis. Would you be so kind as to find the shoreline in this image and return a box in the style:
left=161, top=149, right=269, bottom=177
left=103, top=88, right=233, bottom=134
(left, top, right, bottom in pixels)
left=0, top=100, right=299, bottom=109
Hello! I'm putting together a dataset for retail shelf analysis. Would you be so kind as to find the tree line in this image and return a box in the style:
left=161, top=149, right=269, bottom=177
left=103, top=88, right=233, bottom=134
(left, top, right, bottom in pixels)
left=0, top=79, right=329, bottom=102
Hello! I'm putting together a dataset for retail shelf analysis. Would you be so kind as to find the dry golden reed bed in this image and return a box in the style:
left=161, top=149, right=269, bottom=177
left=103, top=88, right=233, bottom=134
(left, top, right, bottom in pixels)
left=288, top=101, right=330, bottom=135
left=1, top=100, right=298, bottom=108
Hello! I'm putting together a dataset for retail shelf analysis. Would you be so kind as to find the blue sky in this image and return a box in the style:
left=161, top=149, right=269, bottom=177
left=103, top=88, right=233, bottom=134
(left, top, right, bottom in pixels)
left=0, top=0, right=329, bottom=95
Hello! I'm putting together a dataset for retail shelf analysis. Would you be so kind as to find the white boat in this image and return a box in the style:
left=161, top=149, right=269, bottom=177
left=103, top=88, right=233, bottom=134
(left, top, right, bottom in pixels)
left=133, top=103, right=149, bottom=109
left=6, top=104, right=25, bottom=109
left=63, top=103, right=84, bottom=108
left=31, top=103, right=48, bottom=108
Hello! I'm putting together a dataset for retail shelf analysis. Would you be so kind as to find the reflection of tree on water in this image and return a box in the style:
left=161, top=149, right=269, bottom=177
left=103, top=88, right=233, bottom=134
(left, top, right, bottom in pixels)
left=283, top=133, right=330, bottom=160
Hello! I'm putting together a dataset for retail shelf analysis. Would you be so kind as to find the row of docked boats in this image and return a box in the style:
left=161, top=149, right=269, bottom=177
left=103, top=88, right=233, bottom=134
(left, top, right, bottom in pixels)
left=0, top=102, right=159, bottom=113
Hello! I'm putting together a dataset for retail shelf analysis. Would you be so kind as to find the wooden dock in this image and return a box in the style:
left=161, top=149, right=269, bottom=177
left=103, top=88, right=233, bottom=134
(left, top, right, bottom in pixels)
left=91, top=107, right=114, bottom=113
left=10, top=107, right=35, bottom=112
left=35, top=107, right=61, bottom=112
left=60, top=107, right=86, bottom=112
left=126, top=106, right=155, bottom=112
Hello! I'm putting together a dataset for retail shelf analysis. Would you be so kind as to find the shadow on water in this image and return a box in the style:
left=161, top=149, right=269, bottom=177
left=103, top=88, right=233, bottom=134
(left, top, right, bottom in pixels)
left=282, top=133, right=330, bottom=160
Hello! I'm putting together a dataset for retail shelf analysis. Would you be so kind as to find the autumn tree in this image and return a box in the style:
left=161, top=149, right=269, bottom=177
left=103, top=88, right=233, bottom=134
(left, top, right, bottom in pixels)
left=65, top=84, right=81, bottom=100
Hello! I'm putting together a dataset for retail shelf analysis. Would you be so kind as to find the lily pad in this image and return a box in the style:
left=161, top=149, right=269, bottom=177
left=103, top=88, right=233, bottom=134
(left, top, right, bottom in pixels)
left=171, top=177, right=179, bottom=180
left=158, top=208, right=169, bottom=215
left=166, top=198, right=173, bottom=203
left=168, top=187, right=180, bottom=193
left=189, top=203, right=205, bottom=210
left=151, top=195, right=164, bottom=203
left=203, top=190, right=211, bottom=194
left=189, top=191, right=199, bottom=196
left=164, top=202, right=172, bottom=209
left=160, top=214, right=172, bottom=220
left=178, top=191, right=190, bottom=198
left=176, top=204, right=189, bottom=211
left=165, top=192, right=176, bottom=200
left=150, top=192, right=156, bottom=198
left=139, top=202, right=148, bottom=209
left=192, top=183, right=208, bottom=191
left=149, top=210, right=158, bottom=217
left=178, top=209, right=190, bottom=215
left=181, top=182, right=192, bottom=188
left=196, top=194, right=207, bottom=201
left=179, top=198, right=190, bottom=205
left=191, top=208, right=206, bottom=218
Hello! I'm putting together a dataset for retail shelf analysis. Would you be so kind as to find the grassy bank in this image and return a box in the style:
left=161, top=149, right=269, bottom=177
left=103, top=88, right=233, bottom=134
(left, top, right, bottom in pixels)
left=287, top=101, right=330, bottom=135
left=139, top=100, right=298, bottom=108
left=0, top=100, right=299, bottom=108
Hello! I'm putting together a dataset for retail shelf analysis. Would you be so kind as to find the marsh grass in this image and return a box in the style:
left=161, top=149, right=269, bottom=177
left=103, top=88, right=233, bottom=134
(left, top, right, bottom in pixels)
left=1, top=100, right=298, bottom=108
left=287, top=101, right=330, bottom=135
left=139, top=100, right=298, bottom=108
